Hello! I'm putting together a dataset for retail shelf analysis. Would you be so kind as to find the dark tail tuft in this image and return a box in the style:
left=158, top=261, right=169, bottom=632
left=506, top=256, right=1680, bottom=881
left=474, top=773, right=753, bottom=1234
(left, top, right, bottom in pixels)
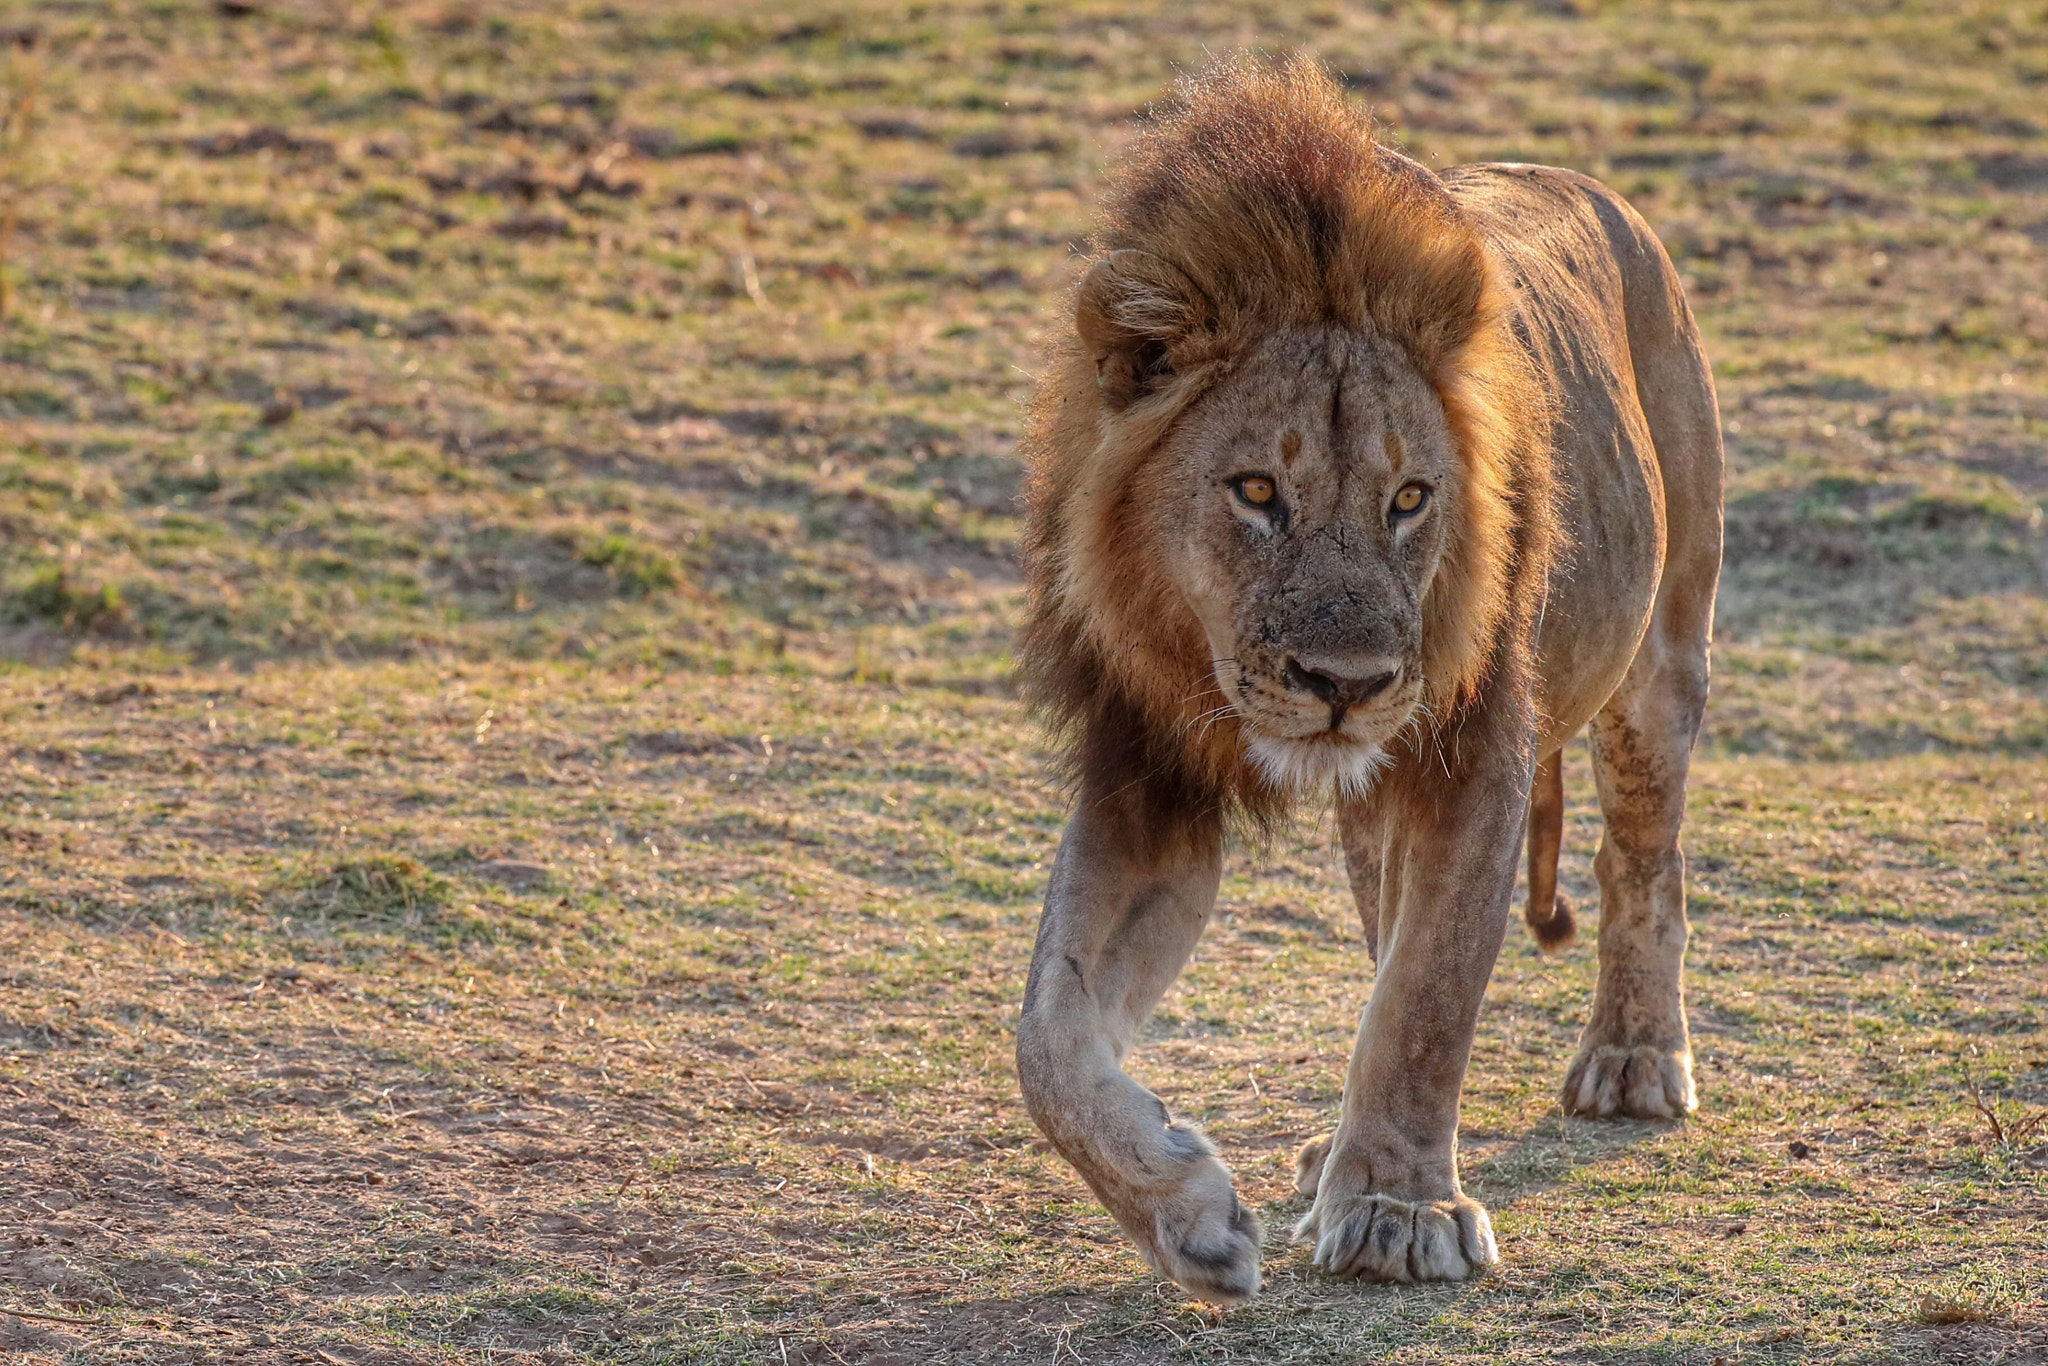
left=1525, top=889, right=1576, bottom=952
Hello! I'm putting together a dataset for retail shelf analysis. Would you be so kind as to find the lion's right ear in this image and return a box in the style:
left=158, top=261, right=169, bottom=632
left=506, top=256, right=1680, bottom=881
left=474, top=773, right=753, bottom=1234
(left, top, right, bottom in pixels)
left=1074, top=250, right=1212, bottom=410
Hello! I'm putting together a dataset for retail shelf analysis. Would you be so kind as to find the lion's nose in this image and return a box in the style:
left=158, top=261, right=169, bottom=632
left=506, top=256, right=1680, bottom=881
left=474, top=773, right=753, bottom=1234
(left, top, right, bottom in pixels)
left=1284, top=656, right=1401, bottom=710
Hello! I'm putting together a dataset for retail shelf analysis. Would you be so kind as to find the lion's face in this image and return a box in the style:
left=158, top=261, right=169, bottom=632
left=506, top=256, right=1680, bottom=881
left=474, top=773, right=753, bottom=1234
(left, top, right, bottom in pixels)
left=1050, top=241, right=1522, bottom=808
left=1157, top=326, right=1457, bottom=797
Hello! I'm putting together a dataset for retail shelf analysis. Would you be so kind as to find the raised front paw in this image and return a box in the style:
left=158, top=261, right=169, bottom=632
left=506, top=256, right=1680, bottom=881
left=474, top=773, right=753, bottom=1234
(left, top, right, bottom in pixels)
left=1293, top=1187, right=1496, bottom=1283
left=1129, top=1136, right=1264, bottom=1304
left=1562, top=1042, right=1696, bottom=1119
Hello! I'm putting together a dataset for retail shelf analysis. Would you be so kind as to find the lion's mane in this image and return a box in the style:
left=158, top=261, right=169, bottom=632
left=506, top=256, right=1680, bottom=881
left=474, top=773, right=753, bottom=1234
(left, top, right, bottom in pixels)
left=1018, top=57, right=1558, bottom=824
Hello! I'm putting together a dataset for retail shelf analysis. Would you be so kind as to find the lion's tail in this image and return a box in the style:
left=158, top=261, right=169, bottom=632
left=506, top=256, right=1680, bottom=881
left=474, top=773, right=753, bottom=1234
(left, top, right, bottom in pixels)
left=1524, top=750, right=1576, bottom=951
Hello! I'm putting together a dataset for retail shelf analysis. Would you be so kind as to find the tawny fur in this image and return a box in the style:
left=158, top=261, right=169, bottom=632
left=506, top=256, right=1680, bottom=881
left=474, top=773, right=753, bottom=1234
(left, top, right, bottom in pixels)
left=1525, top=747, right=1577, bottom=949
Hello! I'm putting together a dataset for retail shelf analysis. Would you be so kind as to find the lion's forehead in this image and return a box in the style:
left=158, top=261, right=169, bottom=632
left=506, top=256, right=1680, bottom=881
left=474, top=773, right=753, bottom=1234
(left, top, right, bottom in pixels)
left=1202, top=328, right=1450, bottom=480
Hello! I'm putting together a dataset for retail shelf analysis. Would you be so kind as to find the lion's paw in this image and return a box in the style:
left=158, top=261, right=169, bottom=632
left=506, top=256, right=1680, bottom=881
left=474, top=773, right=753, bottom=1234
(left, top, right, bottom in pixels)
left=1293, top=1189, right=1496, bottom=1283
left=1294, top=1134, right=1333, bottom=1198
left=1562, top=1043, right=1695, bottom=1120
left=1133, top=1143, right=1264, bottom=1304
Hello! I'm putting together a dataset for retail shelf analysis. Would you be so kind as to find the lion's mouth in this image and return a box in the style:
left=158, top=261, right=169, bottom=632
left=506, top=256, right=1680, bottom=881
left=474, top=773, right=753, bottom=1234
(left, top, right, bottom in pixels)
left=1213, top=661, right=1420, bottom=797
left=1245, top=682, right=1419, bottom=742
left=1243, top=728, right=1393, bottom=799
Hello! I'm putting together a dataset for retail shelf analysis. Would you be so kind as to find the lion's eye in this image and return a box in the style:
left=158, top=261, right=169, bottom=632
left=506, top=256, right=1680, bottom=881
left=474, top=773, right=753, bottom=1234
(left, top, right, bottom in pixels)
left=1391, top=483, right=1431, bottom=518
left=1234, top=476, right=1278, bottom=509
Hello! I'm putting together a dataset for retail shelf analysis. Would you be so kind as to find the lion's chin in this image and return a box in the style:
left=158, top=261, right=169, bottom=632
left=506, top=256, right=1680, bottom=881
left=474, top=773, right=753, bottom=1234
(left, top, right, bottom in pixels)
left=1244, top=732, right=1393, bottom=801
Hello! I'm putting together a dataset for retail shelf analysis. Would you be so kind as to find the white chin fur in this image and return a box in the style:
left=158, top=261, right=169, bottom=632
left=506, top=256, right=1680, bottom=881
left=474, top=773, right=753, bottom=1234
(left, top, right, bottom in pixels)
left=1245, top=732, right=1392, bottom=801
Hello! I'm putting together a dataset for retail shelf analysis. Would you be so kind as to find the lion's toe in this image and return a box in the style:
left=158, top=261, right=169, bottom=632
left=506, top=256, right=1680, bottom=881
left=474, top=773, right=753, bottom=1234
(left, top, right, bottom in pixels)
left=1294, top=1190, right=1495, bottom=1283
left=1293, top=1133, right=1333, bottom=1198
left=1562, top=1043, right=1696, bottom=1120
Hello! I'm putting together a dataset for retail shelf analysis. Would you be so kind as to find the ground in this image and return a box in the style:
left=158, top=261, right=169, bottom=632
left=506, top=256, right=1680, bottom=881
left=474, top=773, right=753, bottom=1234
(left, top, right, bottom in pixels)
left=0, top=0, right=2045, bottom=1362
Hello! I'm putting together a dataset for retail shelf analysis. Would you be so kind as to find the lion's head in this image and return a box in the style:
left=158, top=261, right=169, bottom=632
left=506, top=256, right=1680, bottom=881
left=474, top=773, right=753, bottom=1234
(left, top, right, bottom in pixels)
left=1020, top=58, right=1554, bottom=817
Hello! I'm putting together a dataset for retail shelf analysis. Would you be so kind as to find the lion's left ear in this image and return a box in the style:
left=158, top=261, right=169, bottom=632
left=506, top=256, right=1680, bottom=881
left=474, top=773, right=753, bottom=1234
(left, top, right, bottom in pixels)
left=1074, top=250, right=1213, bottom=410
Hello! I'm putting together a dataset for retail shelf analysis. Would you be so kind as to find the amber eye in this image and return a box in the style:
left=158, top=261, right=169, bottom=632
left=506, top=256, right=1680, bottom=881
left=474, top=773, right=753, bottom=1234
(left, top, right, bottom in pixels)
left=1235, top=475, right=1278, bottom=508
left=1391, top=483, right=1430, bottom=517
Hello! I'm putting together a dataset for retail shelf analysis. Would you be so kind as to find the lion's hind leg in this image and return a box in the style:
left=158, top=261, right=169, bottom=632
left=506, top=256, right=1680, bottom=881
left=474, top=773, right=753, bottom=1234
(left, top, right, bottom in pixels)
left=1563, top=625, right=1708, bottom=1120
left=1560, top=173, right=1723, bottom=1122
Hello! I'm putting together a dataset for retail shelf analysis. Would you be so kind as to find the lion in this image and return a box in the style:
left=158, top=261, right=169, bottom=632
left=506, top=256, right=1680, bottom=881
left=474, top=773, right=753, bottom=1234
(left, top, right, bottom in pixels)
left=1013, top=57, right=1724, bottom=1302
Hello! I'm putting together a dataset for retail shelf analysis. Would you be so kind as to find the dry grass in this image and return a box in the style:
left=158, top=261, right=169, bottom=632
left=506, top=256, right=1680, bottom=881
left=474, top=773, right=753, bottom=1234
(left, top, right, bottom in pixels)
left=1, top=1, right=2046, bottom=1363
left=0, top=36, right=41, bottom=319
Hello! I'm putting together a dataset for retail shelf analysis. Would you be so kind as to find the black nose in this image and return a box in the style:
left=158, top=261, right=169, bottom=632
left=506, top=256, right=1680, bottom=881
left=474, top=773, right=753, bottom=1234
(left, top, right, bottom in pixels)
left=1284, top=658, right=1399, bottom=710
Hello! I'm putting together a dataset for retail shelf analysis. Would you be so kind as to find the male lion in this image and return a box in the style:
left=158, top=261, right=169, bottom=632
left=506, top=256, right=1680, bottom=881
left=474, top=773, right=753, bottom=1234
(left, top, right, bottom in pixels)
left=1014, top=58, right=1723, bottom=1301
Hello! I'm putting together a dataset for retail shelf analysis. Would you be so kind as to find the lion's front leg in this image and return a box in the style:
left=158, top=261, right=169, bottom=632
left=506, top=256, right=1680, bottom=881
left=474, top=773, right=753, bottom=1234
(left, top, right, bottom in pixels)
left=1295, top=765, right=1526, bottom=1283
left=1016, top=780, right=1261, bottom=1303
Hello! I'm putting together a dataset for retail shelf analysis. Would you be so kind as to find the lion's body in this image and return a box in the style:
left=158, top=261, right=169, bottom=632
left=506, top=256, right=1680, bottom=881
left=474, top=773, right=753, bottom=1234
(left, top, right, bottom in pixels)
left=1448, top=164, right=1722, bottom=752
left=1014, top=59, right=1722, bottom=1301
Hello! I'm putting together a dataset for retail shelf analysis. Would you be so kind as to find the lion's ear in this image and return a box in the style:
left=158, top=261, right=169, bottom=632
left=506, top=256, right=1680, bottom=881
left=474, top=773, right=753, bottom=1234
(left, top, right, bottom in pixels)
left=1074, top=250, right=1211, bottom=410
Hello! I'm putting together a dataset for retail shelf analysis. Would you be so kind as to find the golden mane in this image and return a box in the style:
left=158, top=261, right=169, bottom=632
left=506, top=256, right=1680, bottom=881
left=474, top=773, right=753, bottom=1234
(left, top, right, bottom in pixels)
left=1018, top=56, right=1556, bottom=821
